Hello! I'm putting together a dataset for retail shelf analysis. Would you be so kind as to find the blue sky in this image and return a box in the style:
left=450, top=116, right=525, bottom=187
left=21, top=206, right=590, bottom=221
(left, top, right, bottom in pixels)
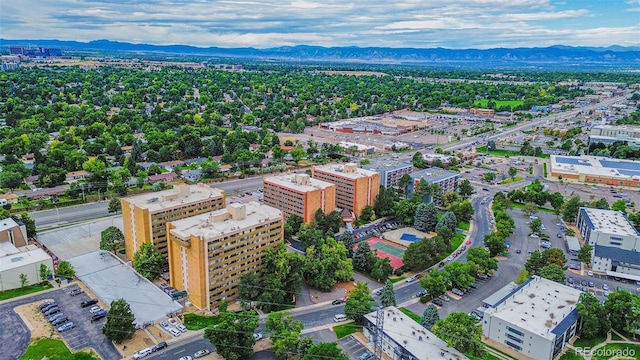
left=1, top=0, right=639, bottom=49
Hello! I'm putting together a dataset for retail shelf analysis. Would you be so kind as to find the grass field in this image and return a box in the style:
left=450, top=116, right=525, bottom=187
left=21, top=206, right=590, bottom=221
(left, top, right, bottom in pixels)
left=399, top=308, right=421, bottom=323
left=389, top=277, right=406, bottom=283
left=183, top=313, right=221, bottom=330
left=458, top=221, right=470, bottom=231
left=0, top=282, right=53, bottom=301
left=510, top=202, right=556, bottom=214
left=474, top=100, right=524, bottom=109
left=592, top=343, right=640, bottom=360
left=558, top=352, right=584, bottom=360
left=333, top=322, right=359, bottom=339
left=573, top=336, right=606, bottom=348
left=499, top=177, right=523, bottom=185
left=451, top=233, right=465, bottom=252
left=20, top=338, right=100, bottom=360
left=477, top=145, right=551, bottom=159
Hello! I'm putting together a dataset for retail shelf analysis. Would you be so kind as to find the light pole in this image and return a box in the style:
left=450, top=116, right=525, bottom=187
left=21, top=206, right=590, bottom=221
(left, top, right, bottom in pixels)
left=54, top=206, right=60, bottom=223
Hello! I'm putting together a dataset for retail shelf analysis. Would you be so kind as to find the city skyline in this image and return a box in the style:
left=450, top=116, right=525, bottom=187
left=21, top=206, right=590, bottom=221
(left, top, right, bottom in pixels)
left=1, top=0, right=639, bottom=49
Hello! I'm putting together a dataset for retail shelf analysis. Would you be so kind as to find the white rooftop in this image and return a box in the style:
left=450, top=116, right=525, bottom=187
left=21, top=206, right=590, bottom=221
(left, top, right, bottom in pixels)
left=338, top=141, right=376, bottom=151
left=264, top=173, right=334, bottom=192
left=485, top=276, right=582, bottom=340
left=169, top=201, right=282, bottom=240
left=0, top=245, right=51, bottom=272
left=0, top=217, right=20, bottom=233
left=550, top=155, right=640, bottom=179
left=364, top=306, right=469, bottom=360
left=124, top=183, right=224, bottom=212
left=581, top=207, right=637, bottom=236
left=314, top=163, right=378, bottom=180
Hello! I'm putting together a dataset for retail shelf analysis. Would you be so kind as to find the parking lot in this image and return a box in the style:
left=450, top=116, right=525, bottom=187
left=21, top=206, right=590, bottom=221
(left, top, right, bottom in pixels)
left=337, top=334, right=371, bottom=360
left=0, top=286, right=120, bottom=360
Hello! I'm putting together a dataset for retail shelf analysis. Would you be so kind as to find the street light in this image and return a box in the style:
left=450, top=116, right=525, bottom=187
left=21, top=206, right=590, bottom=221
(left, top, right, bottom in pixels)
left=54, top=206, right=60, bottom=223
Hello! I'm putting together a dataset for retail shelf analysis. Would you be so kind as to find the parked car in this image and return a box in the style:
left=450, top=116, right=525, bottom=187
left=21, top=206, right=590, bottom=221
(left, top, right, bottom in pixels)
left=133, top=348, right=153, bottom=359
left=91, top=310, right=108, bottom=322
left=405, top=276, right=415, bottom=283
left=178, top=357, right=193, bottom=360
left=416, top=290, right=428, bottom=298
left=469, top=282, right=478, bottom=288
left=587, top=270, right=593, bottom=276
left=176, top=324, right=188, bottom=333
left=602, top=284, right=609, bottom=290
left=569, top=264, right=580, bottom=270
left=39, top=301, right=54, bottom=310
left=57, top=322, right=75, bottom=332
left=439, top=294, right=451, bottom=302
left=359, top=351, right=374, bottom=360
left=169, top=328, right=181, bottom=337
left=89, top=306, right=102, bottom=314
left=44, top=307, right=60, bottom=316
left=160, top=321, right=171, bottom=331
left=604, top=290, right=610, bottom=297
left=332, top=299, right=345, bottom=305
left=52, top=316, right=69, bottom=326
left=69, top=288, right=84, bottom=296
left=452, top=288, right=465, bottom=296
left=432, top=298, right=444, bottom=306
left=81, top=299, right=99, bottom=308
left=48, top=313, right=65, bottom=323
left=41, top=303, right=57, bottom=313
left=168, top=318, right=179, bottom=327
left=152, top=342, right=168, bottom=352
left=253, top=333, right=263, bottom=341
left=193, top=349, right=211, bottom=358
left=588, top=281, right=595, bottom=287
left=581, top=280, right=588, bottom=286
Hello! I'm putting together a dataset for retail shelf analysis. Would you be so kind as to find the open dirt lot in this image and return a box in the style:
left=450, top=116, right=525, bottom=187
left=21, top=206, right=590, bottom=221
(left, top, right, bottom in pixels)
left=382, top=227, right=433, bottom=247
left=15, top=300, right=61, bottom=340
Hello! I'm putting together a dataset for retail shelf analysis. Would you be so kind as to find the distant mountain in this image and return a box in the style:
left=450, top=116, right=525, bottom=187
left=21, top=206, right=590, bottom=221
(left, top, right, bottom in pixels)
left=2, top=38, right=639, bottom=65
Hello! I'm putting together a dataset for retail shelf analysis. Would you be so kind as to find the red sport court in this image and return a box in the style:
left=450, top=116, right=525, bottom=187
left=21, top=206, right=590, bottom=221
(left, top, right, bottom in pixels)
left=354, top=237, right=406, bottom=270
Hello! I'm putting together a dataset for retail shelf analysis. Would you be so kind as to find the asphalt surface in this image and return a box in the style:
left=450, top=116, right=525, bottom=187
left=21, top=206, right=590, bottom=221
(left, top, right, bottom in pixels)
left=31, top=201, right=110, bottom=228
left=0, top=286, right=120, bottom=360
left=148, top=337, right=216, bottom=360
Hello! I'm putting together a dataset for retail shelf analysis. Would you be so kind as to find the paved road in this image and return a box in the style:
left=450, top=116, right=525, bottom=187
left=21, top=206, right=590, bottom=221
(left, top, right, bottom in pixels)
left=0, top=287, right=120, bottom=360
left=31, top=202, right=109, bottom=228
left=149, top=337, right=215, bottom=360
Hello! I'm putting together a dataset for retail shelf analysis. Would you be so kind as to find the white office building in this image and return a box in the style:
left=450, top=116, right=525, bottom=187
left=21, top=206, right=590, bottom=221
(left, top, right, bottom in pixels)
left=482, top=276, right=583, bottom=360
left=575, top=207, right=640, bottom=281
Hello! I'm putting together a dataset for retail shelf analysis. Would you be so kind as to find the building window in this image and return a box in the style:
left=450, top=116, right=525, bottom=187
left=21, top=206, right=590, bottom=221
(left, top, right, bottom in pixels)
left=506, top=333, right=523, bottom=343
left=506, top=327, right=524, bottom=337
left=505, top=341, right=522, bottom=351
left=609, top=241, right=622, bottom=246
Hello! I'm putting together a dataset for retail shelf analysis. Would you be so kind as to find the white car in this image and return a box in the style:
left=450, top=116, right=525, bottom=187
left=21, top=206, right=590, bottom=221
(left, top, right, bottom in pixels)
left=447, top=256, right=454, bottom=262
left=193, top=349, right=211, bottom=359
left=530, top=234, right=539, bottom=238
left=169, top=328, right=181, bottom=337
left=176, top=324, right=188, bottom=333
left=89, top=306, right=102, bottom=314
left=405, top=276, right=415, bottom=283
left=160, top=321, right=171, bottom=331
left=168, top=318, right=179, bottom=327
left=253, top=333, right=263, bottom=341
left=587, top=270, right=593, bottom=276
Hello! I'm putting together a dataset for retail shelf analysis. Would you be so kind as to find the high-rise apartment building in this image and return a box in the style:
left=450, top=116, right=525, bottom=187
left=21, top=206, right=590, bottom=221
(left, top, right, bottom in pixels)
left=263, top=173, right=336, bottom=223
left=312, top=163, right=380, bottom=217
left=121, top=183, right=225, bottom=259
left=361, top=159, right=413, bottom=188
left=166, top=202, right=283, bottom=310
left=408, top=167, right=460, bottom=203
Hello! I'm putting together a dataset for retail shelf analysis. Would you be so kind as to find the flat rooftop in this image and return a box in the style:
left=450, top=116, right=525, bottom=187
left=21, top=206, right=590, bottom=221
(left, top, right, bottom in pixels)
left=313, top=163, right=378, bottom=179
left=580, top=207, right=637, bottom=236
left=124, top=183, right=224, bottom=212
left=69, top=251, right=182, bottom=327
left=0, top=245, right=51, bottom=272
left=264, top=173, right=334, bottom=192
left=487, top=276, right=582, bottom=340
left=551, top=155, right=640, bottom=179
left=411, top=167, right=460, bottom=183
left=169, top=201, right=282, bottom=240
left=362, top=158, right=413, bottom=172
left=0, top=217, right=20, bottom=233
left=364, top=306, right=468, bottom=360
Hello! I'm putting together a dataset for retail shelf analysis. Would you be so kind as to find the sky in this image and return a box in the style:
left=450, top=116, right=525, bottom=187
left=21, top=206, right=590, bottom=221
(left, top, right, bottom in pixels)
left=1, top=0, right=639, bottom=49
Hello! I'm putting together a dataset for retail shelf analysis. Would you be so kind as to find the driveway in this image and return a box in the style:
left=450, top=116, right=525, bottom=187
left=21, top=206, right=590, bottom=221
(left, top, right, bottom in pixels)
left=0, top=286, right=120, bottom=360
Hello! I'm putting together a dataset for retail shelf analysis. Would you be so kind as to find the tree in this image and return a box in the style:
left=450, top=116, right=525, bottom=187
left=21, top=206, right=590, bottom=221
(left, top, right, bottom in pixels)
left=443, top=262, right=475, bottom=290
left=412, top=151, right=427, bottom=169
left=100, top=226, right=124, bottom=254
left=437, top=226, right=454, bottom=247
left=285, top=214, right=303, bottom=238
left=523, top=202, right=539, bottom=217
left=466, top=247, right=498, bottom=275
left=19, top=273, right=29, bottom=288
left=487, top=140, right=496, bottom=151
left=108, top=198, right=122, bottom=213
left=238, top=271, right=261, bottom=308
left=420, top=269, right=447, bottom=299
left=266, top=312, right=304, bottom=360
left=204, top=309, right=258, bottom=360
left=17, top=212, right=37, bottom=238
left=344, top=282, right=375, bottom=322
left=340, top=232, right=356, bottom=258
left=458, top=179, right=475, bottom=199
left=379, top=280, right=396, bottom=307
left=577, top=292, right=610, bottom=339
left=611, top=199, right=627, bottom=213
left=297, top=337, right=314, bottom=359
left=577, top=244, right=593, bottom=264
left=508, top=167, right=518, bottom=180
left=0, top=170, right=23, bottom=189
left=56, top=261, right=75, bottom=279
left=303, top=238, right=353, bottom=291
left=529, top=218, right=543, bottom=234
left=414, top=203, right=430, bottom=232
left=298, top=226, right=324, bottom=251
left=398, top=174, right=413, bottom=197
left=515, top=269, right=530, bottom=285
left=371, top=257, right=393, bottom=282
left=604, top=290, right=638, bottom=333
left=102, top=298, right=135, bottom=343
left=539, top=264, right=566, bottom=283
left=450, top=199, right=474, bottom=223
left=436, top=211, right=457, bottom=233
left=421, top=304, right=439, bottom=330
left=133, top=242, right=164, bottom=280
left=562, top=196, right=584, bottom=223
left=432, top=312, right=484, bottom=357
left=525, top=250, right=545, bottom=275
left=484, top=233, right=507, bottom=257
left=542, top=248, right=567, bottom=267
left=302, top=342, right=348, bottom=360
left=353, top=241, right=374, bottom=272
left=39, top=263, right=52, bottom=282
left=483, top=172, right=496, bottom=183
left=360, top=205, right=375, bottom=222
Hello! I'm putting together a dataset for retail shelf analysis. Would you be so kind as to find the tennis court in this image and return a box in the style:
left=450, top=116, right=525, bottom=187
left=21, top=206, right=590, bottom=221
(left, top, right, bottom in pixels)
left=370, top=241, right=405, bottom=258
left=355, top=237, right=406, bottom=270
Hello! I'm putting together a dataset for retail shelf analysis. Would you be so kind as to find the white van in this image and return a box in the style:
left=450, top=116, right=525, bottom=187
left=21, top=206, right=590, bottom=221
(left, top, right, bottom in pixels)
left=334, top=314, right=347, bottom=322
left=133, top=348, right=152, bottom=359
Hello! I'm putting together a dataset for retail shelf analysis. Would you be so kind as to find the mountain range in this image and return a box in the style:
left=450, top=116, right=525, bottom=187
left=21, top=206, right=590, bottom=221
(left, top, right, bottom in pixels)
left=2, top=39, right=639, bottom=65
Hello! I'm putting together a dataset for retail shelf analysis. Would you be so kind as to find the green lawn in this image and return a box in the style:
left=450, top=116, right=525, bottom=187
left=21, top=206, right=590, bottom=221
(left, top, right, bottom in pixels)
left=333, top=322, right=359, bottom=339
left=558, top=352, right=584, bottom=360
left=499, top=177, right=523, bottom=185
left=20, top=338, right=100, bottom=360
left=510, top=202, right=556, bottom=214
left=399, top=307, right=421, bottom=323
left=450, top=233, right=465, bottom=252
left=183, top=313, right=221, bottom=330
left=573, top=336, right=606, bottom=348
left=474, top=99, right=524, bottom=109
left=389, top=277, right=406, bottom=283
left=477, top=145, right=550, bottom=159
left=0, top=282, right=53, bottom=301
left=457, top=221, right=470, bottom=231
left=543, top=163, right=548, bottom=177
left=592, top=343, right=640, bottom=360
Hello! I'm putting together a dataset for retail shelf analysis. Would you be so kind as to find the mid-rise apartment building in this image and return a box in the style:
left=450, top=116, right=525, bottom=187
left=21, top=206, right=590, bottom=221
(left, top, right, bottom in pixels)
left=362, top=159, right=413, bottom=188
left=312, top=163, right=380, bottom=217
left=166, top=202, right=283, bottom=310
left=121, top=183, right=225, bottom=259
left=576, top=207, right=640, bottom=281
left=408, top=167, right=460, bottom=202
left=263, top=174, right=336, bottom=223
left=482, top=276, right=582, bottom=360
